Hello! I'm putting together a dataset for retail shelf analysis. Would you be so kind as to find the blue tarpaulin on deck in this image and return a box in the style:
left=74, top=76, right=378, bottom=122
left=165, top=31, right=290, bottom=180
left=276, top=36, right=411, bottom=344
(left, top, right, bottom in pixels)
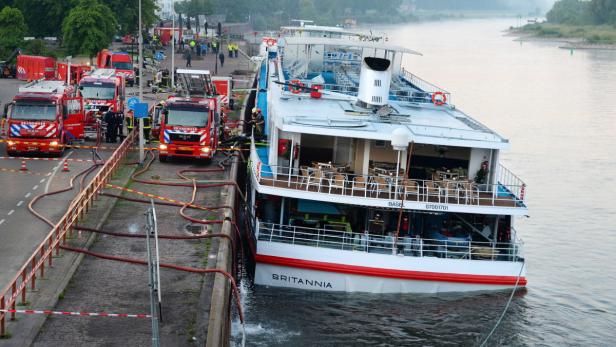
left=297, top=199, right=342, bottom=215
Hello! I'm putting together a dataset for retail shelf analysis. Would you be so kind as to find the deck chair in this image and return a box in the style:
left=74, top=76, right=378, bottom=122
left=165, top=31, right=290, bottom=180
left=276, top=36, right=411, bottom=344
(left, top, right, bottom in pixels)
left=403, top=180, right=420, bottom=201
left=299, top=167, right=311, bottom=189
left=370, top=176, right=390, bottom=199
left=306, top=169, right=325, bottom=192
left=461, top=181, right=480, bottom=205
left=351, top=176, right=368, bottom=197
left=329, top=174, right=347, bottom=195
left=425, top=181, right=442, bottom=202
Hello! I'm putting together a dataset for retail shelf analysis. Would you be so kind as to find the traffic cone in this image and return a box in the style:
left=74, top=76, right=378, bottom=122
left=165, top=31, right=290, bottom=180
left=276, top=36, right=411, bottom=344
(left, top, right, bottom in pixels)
left=20, top=160, right=27, bottom=171
left=62, top=160, right=70, bottom=172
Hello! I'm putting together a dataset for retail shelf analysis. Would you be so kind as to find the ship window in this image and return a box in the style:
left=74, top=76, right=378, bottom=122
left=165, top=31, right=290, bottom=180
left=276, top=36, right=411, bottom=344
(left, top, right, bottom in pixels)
left=374, top=79, right=381, bottom=87
left=372, top=96, right=382, bottom=103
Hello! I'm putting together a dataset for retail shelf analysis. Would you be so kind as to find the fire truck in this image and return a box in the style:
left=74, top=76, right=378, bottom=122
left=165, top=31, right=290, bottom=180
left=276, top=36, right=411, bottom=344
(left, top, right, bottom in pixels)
left=96, top=50, right=135, bottom=86
left=157, top=69, right=221, bottom=162
left=78, top=69, right=125, bottom=139
left=4, top=80, right=83, bottom=156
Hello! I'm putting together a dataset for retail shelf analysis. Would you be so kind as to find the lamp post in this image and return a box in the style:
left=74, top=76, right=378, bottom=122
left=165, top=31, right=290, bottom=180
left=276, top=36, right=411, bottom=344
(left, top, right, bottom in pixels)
left=138, top=0, right=144, bottom=164
left=171, top=13, right=175, bottom=90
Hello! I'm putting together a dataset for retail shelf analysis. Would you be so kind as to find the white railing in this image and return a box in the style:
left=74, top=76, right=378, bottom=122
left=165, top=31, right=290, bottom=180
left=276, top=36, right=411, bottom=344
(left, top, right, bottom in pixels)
left=254, top=164, right=527, bottom=209
left=257, top=221, right=523, bottom=262
left=497, top=164, right=527, bottom=203
left=401, top=68, right=452, bottom=104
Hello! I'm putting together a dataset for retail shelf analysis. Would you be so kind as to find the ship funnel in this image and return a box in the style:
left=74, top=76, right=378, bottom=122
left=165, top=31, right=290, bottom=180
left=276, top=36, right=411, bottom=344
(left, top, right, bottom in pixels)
left=356, top=57, right=392, bottom=109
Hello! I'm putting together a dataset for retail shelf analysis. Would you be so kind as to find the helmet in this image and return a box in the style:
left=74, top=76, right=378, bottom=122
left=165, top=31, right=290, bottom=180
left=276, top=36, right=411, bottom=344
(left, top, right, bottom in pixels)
left=252, top=107, right=257, bottom=113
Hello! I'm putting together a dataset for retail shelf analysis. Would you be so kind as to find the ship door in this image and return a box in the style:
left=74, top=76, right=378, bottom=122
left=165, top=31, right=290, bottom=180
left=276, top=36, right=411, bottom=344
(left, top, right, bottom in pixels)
left=333, top=137, right=352, bottom=166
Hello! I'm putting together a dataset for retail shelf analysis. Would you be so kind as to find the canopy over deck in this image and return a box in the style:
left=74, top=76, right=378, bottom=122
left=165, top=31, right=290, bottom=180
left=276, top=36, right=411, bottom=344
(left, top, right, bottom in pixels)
left=281, top=37, right=423, bottom=56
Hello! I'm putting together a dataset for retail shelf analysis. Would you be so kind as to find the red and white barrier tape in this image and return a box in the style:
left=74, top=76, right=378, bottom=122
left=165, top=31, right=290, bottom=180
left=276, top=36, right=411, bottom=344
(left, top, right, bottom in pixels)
left=0, top=308, right=150, bottom=318
left=0, top=156, right=100, bottom=163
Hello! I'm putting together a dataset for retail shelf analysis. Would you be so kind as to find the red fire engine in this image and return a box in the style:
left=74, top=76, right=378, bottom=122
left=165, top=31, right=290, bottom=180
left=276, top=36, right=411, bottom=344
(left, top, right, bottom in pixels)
left=158, top=69, right=220, bottom=162
left=96, top=50, right=135, bottom=86
left=5, top=80, right=83, bottom=156
left=78, top=69, right=125, bottom=139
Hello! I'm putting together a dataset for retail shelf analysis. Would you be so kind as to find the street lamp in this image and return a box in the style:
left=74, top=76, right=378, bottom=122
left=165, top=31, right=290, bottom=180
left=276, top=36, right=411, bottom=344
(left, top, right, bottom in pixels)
left=138, top=0, right=145, bottom=164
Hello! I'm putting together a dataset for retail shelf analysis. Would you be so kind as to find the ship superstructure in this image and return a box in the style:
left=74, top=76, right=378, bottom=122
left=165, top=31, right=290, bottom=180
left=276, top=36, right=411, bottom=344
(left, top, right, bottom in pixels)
left=246, top=25, right=527, bottom=293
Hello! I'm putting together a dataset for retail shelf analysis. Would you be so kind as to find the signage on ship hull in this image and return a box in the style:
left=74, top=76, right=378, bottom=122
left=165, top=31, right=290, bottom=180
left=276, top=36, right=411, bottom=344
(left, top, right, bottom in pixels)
left=388, top=201, right=449, bottom=211
left=272, top=274, right=333, bottom=289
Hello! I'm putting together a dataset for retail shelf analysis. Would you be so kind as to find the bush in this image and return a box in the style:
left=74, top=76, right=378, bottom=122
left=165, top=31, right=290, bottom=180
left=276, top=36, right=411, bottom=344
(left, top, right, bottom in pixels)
left=25, top=39, right=46, bottom=55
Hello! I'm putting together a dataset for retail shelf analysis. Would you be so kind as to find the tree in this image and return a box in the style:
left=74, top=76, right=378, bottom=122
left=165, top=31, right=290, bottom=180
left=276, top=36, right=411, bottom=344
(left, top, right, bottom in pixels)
left=589, top=0, right=616, bottom=25
left=62, top=0, right=117, bottom=60
left=101, top=0, right=158, bottom=35
left=0, top=6, right=27, bottom=58
left=16, top=0, right=76, bottom=38
left=546, top=0, right=592, bottom=25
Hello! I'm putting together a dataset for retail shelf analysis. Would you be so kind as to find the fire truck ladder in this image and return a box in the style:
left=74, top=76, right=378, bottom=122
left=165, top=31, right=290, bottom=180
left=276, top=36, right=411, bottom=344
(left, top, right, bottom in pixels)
left=176, top=69, right=214, bottom=98
left=86, top=68, right=117, bottom=79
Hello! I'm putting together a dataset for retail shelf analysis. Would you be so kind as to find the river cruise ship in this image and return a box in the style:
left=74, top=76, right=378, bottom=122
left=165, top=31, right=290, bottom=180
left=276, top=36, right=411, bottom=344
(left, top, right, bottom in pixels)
left=245, top=28, right=528, bottom=294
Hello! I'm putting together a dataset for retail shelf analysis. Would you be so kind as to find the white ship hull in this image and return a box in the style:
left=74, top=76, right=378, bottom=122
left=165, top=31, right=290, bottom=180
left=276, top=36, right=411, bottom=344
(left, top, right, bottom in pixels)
left=253, top=242, right=525, bottom=294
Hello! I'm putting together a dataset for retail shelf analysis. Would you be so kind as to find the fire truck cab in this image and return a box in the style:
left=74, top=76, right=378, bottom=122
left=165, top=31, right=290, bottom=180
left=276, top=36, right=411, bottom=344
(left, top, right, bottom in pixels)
left=158, top=69, right=220, bottom=162
left=96, top=50, right=135, bottom=86
left=78, top=69, right=125, bottom=139
left=5, top=80, right=83, bottom=156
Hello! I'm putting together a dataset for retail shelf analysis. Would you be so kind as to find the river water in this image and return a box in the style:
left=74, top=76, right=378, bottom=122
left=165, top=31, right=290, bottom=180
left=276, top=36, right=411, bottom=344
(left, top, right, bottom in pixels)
left=232, top=18, right=616, bottom=346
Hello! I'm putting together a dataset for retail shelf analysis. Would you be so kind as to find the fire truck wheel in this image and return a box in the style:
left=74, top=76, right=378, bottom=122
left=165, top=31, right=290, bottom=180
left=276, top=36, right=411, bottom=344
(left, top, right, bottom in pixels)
left=201, top=158, right=212, bottom=165
left=159, top=155, right=168, bottom=162
left=7, top=150, right=17, bottom=157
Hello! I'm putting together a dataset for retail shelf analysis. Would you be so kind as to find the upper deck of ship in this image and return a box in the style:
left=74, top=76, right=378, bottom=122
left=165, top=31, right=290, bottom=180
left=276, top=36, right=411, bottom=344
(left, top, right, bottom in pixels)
left=265, top=36, right=510, bottom=150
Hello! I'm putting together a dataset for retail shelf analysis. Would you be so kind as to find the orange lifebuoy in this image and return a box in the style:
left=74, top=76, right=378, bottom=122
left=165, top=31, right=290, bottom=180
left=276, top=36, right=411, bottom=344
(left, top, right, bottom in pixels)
left=289, top=80, right=304, bottom=94
left=431, top=91, right=447, bottom=106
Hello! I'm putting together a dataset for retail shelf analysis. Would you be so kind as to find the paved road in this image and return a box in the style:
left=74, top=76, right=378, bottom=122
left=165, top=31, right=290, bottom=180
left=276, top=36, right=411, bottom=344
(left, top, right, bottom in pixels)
left=0, top=143, right=116, bottom=290
left=0, top=78, right=124, bottom=291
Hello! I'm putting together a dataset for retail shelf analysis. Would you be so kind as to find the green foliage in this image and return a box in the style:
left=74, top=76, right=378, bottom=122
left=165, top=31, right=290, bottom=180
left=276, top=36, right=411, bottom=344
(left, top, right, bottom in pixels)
left=546, top=0, right=592, bottom=25
left=0, top=6, right=27, bottom=57
left=25, top=39, right=46, bottom=55
left=16, top=0, right=76, bottom=38
left=589, top=0, right=616, bottom=25
left=62, top=0, right=117, bottom=58
left=547, top=0, right=616, bottom=26
left=101, top=0, right=159, bottom=35
left=205, top=0, right=409, bottom=30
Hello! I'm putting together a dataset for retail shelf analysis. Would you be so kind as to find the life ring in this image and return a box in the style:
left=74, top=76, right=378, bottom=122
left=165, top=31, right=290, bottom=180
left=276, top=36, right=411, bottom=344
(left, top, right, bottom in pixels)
left=289, top=80, right=304, bottom=94
left=267, top=38, right=277, bottom=46
left=431, top=91, right=447, bottom=106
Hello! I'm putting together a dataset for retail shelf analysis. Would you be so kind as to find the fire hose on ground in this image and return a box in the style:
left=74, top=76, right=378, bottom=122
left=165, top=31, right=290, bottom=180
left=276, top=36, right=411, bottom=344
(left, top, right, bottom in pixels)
left=23, top=141, right=247, bottom=342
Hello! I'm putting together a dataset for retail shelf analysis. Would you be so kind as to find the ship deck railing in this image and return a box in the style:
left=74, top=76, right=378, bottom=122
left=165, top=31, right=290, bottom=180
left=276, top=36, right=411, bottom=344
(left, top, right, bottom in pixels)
left=256, top=220, right=524, bottom=262
left=252, top=164, right=527, bottom=210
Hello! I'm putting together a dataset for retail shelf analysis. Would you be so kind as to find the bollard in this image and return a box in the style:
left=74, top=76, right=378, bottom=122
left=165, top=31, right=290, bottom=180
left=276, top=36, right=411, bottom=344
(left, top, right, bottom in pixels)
left=62, top=160, right=70, bottom=172
left=20, top=160, right=28, bottom=171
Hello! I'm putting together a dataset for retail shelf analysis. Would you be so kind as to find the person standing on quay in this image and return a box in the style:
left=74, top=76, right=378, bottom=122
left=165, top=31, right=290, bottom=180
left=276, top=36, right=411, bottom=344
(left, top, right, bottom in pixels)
left=186, top=49, right=192, bottom=67
left=219, top=52, right=225, bottom=67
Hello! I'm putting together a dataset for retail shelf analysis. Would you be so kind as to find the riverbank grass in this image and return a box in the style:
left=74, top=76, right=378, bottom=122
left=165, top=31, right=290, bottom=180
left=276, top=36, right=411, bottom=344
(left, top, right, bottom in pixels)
left=521, top=23, right=616, bottom=44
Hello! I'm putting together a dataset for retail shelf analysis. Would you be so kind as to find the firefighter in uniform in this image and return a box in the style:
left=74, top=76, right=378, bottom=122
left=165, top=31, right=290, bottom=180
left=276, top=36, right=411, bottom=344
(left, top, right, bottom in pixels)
left=125, top=109, right=135, bottom=134
left=125, top=110, right=152, bottom=143
left=143, top=114, right=152, bottom=143
left=104, top=109, right=116, bottom=143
